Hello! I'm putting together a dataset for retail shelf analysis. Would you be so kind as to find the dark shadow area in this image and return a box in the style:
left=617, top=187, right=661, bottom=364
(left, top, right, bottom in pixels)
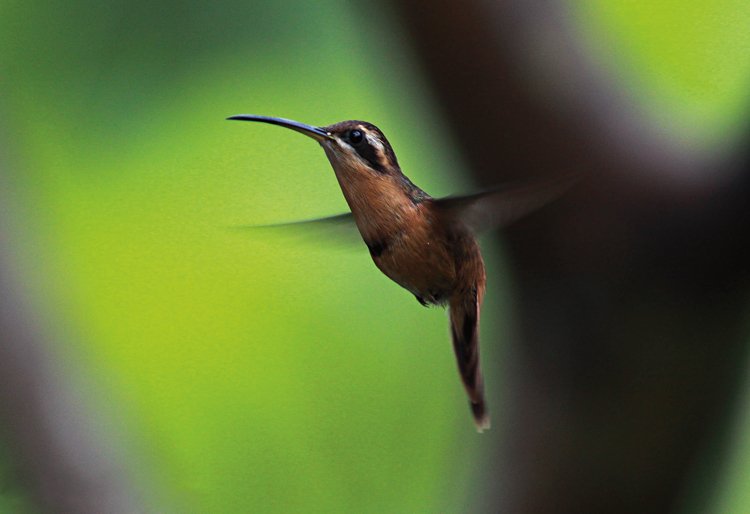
left=388, top=0, right=750, bottom=512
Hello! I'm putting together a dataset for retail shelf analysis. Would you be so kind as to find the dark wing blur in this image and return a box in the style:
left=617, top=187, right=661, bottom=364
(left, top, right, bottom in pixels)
left=433, top=173, right=578, bottom=234
left=231, top=212, right=362, bottom=248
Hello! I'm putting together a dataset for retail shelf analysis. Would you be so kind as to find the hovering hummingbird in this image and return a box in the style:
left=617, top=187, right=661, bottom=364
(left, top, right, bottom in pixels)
left=229, top=115, right=571, bottom=431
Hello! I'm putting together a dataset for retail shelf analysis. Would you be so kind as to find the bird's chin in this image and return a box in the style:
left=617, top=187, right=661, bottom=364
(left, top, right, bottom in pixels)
left=320, top=143, right=344, bottom=163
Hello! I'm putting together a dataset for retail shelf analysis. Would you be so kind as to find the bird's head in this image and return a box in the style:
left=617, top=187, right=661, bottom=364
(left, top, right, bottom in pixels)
left=228, top=114, right=431, bottom=214
left=227, top=115, right=402, bottom=178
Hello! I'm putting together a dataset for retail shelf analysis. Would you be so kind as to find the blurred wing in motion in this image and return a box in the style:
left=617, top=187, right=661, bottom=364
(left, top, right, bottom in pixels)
left=231, top=212, right=363, bottom=249
left=232, top=173, right=577, bottom=246
left=434, top=173, right=579, bottom=234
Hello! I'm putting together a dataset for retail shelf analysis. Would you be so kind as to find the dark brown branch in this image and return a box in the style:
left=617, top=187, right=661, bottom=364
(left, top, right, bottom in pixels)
left=0, top=146, right=141, bottom=513
left=387, top=1, right=750, bottom=512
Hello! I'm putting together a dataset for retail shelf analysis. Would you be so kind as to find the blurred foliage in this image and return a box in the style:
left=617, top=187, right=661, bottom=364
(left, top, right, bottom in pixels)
left=0, top=440, right=35, bottom=514
left=1, top=0, right=750, bottom=513
left=574, top=0, right=750, bottom=145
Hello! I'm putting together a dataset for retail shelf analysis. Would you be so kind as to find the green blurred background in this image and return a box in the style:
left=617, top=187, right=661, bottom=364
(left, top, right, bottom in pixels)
left=1, top=1, right=749, bottom=512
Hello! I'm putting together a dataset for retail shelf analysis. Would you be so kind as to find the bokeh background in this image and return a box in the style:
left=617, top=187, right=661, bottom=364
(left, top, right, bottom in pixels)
left=1, top=1, right=749, bottom=513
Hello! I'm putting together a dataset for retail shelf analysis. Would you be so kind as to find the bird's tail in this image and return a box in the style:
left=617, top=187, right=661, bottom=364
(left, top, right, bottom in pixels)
left=449, top=290, right=490, bottom=432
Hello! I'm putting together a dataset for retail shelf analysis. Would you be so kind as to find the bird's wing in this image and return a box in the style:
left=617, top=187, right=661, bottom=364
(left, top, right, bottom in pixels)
left=231, top=212, right=363, bottom=248
left=433, top=173, right=578, bottom=234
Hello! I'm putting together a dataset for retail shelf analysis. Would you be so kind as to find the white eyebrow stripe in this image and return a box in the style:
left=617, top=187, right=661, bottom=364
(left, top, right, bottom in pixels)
left=365, top=132, right=385, bottom=159
left=365, top=132, right=381, bottom=148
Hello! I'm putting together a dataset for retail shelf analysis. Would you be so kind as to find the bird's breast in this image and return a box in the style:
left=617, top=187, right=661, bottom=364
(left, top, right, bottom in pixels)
left=365, top=207, right=478, bottom=305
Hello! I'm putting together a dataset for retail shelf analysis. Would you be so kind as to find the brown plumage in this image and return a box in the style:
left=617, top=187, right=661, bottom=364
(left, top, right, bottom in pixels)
left=229, top=114, right=572, bottom=431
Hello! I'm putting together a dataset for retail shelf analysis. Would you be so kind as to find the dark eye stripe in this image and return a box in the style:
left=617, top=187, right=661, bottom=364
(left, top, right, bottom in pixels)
left=353, top=136, right=386, bottom=173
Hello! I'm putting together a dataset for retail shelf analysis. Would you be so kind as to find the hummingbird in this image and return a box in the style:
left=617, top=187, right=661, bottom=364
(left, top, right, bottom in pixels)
left=229, top=115, right=571, bottom=431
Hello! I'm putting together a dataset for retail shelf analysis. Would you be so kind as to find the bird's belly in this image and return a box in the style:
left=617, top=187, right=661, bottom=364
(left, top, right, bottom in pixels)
left=372, top=234, right=456, bottom=304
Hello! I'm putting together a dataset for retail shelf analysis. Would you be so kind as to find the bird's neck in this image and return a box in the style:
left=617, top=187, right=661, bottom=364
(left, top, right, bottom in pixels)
left=330, top=165, right=420, bottom=244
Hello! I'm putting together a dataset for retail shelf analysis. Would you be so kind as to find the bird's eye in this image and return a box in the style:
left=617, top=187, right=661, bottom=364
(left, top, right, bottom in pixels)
left=348, top=129, right=364, bottom=146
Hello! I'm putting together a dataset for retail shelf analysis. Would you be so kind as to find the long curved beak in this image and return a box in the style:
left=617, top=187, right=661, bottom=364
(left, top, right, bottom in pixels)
left=227, top=115, right=333, bottom=142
